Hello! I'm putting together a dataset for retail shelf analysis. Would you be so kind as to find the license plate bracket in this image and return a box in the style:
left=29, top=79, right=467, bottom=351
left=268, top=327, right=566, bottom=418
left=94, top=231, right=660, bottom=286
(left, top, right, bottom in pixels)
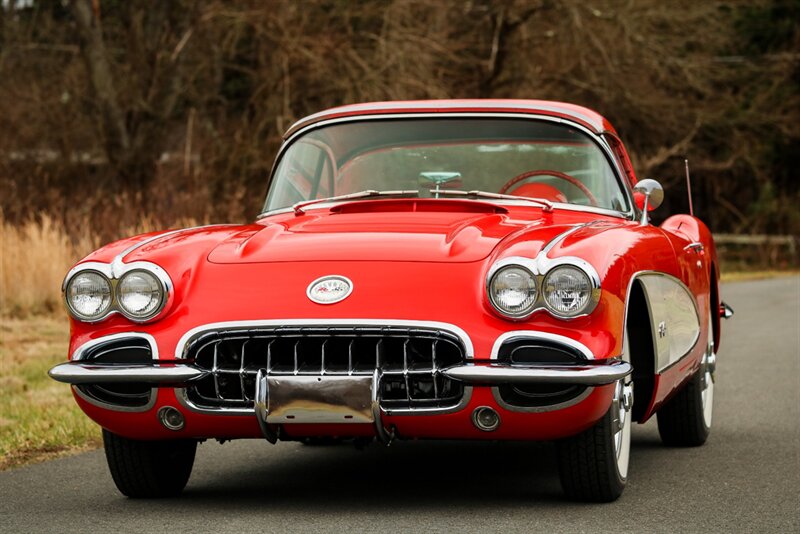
left=265, top=375, right=374, bottom=424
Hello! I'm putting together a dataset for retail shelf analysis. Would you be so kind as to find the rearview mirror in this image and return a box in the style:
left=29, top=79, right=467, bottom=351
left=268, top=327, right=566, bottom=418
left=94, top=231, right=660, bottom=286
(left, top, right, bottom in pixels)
left=633, top=179, right=664, bottom=225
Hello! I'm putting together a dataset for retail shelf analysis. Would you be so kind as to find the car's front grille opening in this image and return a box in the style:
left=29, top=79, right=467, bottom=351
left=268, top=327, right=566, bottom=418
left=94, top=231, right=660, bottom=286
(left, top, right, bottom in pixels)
left=77, top=337, right=153, bottom=408
left=495, top=337, right=588, bottom=408
left=184, top=326, right=467, bottom=411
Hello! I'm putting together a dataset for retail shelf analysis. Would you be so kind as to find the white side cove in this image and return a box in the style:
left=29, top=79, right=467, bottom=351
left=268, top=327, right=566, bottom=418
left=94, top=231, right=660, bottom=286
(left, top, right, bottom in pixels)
left=636, top=273, right=701, bottom=372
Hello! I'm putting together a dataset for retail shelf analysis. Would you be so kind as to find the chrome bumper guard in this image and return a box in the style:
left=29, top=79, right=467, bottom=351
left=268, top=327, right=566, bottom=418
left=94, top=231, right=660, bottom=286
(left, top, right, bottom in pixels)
left=48, top=362, right=206, bottom=385
left=442, top=360, right=632, bottom=386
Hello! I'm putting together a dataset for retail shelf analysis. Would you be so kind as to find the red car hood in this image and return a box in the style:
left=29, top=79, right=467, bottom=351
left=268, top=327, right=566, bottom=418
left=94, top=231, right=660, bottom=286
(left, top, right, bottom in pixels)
left=208, top=199, right=597, bottom=264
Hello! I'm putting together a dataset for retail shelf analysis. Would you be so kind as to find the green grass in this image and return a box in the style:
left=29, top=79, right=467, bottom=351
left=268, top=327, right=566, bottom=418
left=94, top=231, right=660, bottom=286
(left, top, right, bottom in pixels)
left=0, top=315, right=101, bottom=470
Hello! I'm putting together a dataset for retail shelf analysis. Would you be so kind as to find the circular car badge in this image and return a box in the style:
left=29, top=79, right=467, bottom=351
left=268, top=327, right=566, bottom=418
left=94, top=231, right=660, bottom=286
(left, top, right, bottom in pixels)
left=307, top=275, right=353, bottom=304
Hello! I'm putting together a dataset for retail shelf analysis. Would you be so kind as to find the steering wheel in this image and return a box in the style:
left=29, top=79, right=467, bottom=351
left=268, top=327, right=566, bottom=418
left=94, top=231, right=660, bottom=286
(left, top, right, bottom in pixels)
left=499, top=169, right=598, bottom=207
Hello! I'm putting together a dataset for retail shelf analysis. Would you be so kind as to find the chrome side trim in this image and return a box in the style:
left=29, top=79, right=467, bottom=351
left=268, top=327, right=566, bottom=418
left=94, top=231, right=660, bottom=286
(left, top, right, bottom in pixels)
left=489, top=330, right=595, bottom=360
left=442, top=360, right=632, bottom=385
left=173, top=319, right=474, bottom=360
left=263, top=112, right=635, bottom=220
left=492, top=386, right=594, bottom=414
left=623, top=271, right=701, bottom=374
left=49, top=362, right=206, bottom=385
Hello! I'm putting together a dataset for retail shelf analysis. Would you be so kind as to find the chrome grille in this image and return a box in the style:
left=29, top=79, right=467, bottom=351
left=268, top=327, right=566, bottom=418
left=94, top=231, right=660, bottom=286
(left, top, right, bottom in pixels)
left=184, top=326, right=466, bottom=411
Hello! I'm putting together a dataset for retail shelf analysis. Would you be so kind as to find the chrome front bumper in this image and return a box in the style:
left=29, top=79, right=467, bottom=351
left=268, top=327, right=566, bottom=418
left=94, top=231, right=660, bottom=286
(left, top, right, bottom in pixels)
left=49, top=360, right=630, bottom=387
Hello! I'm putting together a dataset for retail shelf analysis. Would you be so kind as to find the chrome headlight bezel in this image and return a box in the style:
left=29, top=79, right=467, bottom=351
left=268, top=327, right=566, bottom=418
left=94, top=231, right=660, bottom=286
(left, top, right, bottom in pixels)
left=62, top=261, right=172, bottom=323
left=487, top=264, right=538, bottom=319
left=541, top=263, right=600, bottom=318
left=64, top=269, right=113, bottom=322
left=486, top=256, right=601, bottom=321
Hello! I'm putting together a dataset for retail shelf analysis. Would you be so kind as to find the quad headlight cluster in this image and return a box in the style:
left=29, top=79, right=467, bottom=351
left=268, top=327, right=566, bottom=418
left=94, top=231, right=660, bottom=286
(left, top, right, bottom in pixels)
left=64, top=263, right=171, bottom=322
left=487, top=257, right=600, bottom=320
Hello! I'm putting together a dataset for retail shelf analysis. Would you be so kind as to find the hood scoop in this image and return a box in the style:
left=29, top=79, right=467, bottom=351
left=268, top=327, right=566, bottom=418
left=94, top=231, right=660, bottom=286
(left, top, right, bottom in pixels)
left=208, top=203, right=528, bottom=264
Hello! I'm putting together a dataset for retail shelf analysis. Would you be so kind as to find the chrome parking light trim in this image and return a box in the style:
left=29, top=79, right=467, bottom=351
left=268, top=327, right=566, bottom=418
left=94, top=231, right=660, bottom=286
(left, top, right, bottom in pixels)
left=492, top=385, right=594, bottom=414
left=489, top=330, right=595, bottom=360
left=71, top=332, right=160, bottom=361
left=62, top=332, right=160, bottom=413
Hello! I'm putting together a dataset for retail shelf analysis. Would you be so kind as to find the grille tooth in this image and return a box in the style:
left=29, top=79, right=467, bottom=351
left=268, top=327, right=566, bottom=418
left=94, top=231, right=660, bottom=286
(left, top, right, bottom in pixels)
left=185, top=326, right=466, bottom=411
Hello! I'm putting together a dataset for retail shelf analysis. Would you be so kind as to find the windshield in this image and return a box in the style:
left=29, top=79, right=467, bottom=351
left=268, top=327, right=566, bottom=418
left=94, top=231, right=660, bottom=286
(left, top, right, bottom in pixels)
left=264, top=118, right=630, bottom=213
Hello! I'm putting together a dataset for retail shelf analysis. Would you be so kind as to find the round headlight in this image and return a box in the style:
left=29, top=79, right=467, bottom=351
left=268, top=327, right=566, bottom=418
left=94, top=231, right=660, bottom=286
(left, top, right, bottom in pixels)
left=543, top=266, right=593, bottom=316
left=117, top=270, right=164, bottom=319
left=66, top=271, right=112, bottom=320
left=489, top=265, right=537, bottom=318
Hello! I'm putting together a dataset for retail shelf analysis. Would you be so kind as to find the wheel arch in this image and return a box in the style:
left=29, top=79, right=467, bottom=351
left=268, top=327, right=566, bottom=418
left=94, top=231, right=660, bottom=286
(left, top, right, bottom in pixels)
left=624, top=277, right=656, bottom=422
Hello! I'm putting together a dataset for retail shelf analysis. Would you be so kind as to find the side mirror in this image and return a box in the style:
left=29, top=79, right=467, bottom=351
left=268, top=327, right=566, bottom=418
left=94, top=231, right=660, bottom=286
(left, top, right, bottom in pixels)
left=633, top=179, right=664, bottom=225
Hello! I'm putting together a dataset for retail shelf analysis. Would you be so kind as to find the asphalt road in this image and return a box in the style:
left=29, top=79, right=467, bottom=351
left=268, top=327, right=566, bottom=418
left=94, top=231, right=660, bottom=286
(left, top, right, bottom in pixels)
left=1, top=277, right=798, bottom=533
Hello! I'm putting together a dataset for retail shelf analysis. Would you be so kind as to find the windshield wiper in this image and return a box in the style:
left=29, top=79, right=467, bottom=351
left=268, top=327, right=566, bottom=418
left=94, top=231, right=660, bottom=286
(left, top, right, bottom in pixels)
left=436, top=190, right=554, bottom=212
left=292, top=190, right=419, bottom=215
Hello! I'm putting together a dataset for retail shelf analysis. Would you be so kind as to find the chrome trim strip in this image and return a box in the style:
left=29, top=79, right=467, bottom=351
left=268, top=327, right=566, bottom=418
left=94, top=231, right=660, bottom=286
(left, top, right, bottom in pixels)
left=489, top=330, right=595, bottom=360
left=263, top=112, right=635, bottom=220
left=492, top=386, right=594, bottom=414
left=442, top=360, right=632, bottom=385
left=49, top=362, right=206, bottom=385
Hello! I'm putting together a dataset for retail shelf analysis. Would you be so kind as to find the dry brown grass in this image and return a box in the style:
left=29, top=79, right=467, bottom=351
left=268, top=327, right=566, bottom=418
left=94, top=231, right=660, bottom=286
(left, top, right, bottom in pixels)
left=0, top=214, right=97, bottom=316
left=0, top=213, right=200, bottom=318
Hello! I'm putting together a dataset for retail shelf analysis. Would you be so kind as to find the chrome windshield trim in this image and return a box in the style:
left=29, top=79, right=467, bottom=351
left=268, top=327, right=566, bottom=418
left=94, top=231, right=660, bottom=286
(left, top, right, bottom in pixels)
left=258, top=198, right=629, bottom=221
left=174, top=318, right=474, bottom=360
left=489, top=330, right=595, bottom=360
left=264, top=112, right=635, bottom=219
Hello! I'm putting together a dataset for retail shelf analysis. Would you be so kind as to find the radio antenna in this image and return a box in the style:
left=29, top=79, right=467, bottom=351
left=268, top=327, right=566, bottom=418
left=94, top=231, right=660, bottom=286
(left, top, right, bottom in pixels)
left=684, top=159, right=694, bottom=217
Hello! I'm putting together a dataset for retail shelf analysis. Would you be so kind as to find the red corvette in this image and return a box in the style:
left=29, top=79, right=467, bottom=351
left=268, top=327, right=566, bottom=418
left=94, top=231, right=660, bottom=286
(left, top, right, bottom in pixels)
left=51, top=100, right=732, bottom=501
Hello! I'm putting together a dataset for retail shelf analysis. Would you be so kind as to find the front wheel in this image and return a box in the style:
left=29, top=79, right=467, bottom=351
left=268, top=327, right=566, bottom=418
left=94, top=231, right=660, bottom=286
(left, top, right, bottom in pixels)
left=556, top=336, right=633, bottom=502
left=102, top=429, right=197, bottom=498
